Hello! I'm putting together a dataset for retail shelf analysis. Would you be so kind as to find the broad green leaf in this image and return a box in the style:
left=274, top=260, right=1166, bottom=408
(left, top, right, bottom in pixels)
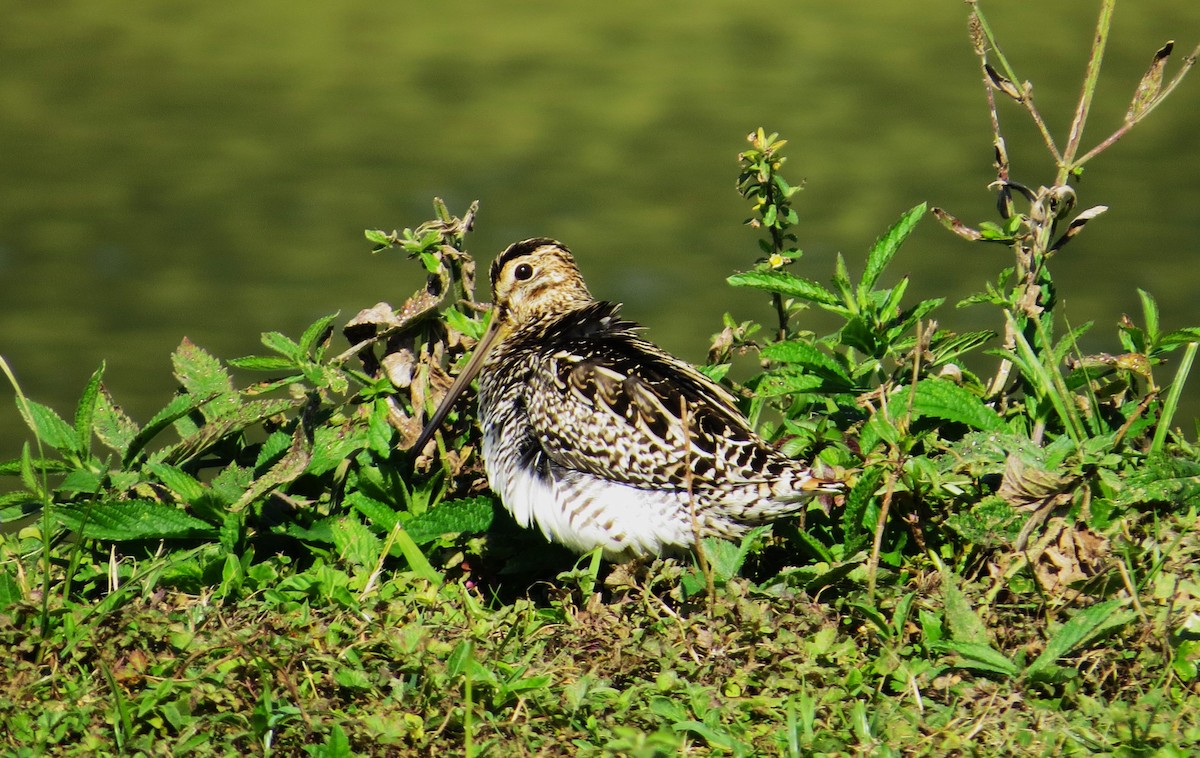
left=348, top=491, right=399, bottom=531
left=229, top=427, right=311, bottom=512
left=17, top=399, right=77, bottom=454
left=299, top=313, right=339, bottom=358
left=726, top=270, right=840, bottom=307
left=941, top=568, right=990, bottom=645
left=938, top=641, right=1019, bottom=678
left=1025, top=599, right=1136, bottom=681
left=56, top=500, right=217, bottom=541
left=0, top=569, right=22, bottom=608
left=842, top=467, right=884, bottom=552
left=860, top=203, right=927, bottom=299
left=172, top=339, right=238, bottom=419
left=93, top=386, right=139, bottom=456
left=759, top=341, right=852, bottom=384
left=404, top=496, right=495, bottom=545
left=909, top=379, right=1005, bottom=432
left=364, top=228, right=391, bottom=246
left=755, top=370, right=824, bottom=398
left=74, top=363, right=105, bottom=458
left=261, top=331, right=303, bottom=361
left=330, top=514, right=381, bottom=569
left=308, top=423, right=369, bottom=477
left=1114, top=455, right=1200, bottom=506
left=1158, top=327, right=1200, bottom=349
left=146, top=462, right=207, bottom=505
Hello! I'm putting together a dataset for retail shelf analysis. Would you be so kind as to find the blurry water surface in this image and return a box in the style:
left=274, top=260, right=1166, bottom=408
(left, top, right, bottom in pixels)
left=2, top=2, right=1198, bottom=459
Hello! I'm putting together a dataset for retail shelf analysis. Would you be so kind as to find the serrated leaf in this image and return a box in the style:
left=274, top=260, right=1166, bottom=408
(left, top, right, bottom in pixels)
left=755, top=369, right=824, bottom=398
left=125, top=392, right=218, bottom=465
left=261, top=331, right=303, bottom=361
left=300, top=313, right=339, bottom=357
left=1115, top=455, right=1200, bottom=506
left=941, top=568, right=990, bottom=645
left=726, top=271, right=840, bottom=307
left=74, top=363, right=105, bottom=458
left=163, top=397, right=302, bottom=467
left=842, top=467, right=883, bottom=552
left=17, top=399, right=77, bottom=454
left=348, top=491, right=399, bottom=532
left=404, top=496, right=495, bottom=545
left=759, top=341, right=852, bottom=384
left=56, top=500, right=217, bottom=541
left=908, top=379, right=1004, bottom=432
left=93, top=385, right=139, bottom=456
left=230, top=425, right=311, bottom=512
left=860, top=203, right=927, bottom=299
left=145, top=463, right=207, bottom=505
left=172, top=339, right=238, bottom=419
left=228, top=355, right=298, bottom=372
left=330, top=514, right=381, bottom=569
left=1025, top=599, right=1135, bottom=680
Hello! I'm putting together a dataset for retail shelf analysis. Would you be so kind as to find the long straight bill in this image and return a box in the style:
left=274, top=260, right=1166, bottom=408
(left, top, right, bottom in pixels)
left=411, top=315, right=503, bottom=452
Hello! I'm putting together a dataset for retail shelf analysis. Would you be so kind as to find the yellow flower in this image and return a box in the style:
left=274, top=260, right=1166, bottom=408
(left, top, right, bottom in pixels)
left=768, top=253, right=785, bottom=268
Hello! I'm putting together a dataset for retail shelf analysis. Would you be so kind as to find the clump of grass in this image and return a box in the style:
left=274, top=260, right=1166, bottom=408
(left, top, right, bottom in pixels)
left=1, top=2, right=1199, bottom=754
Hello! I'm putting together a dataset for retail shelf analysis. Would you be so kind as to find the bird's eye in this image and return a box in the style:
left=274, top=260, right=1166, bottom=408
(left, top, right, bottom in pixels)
left=514, top=263, right=534, bottom=281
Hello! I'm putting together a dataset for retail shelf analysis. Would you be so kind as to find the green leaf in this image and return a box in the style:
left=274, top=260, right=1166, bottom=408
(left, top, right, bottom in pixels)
left=299, top=313, right=339, bottom=358
left=227, top=355, right=298, bottom=372
left=17, top=399, right=77, bottom=454
left=364, top=228, right=391, bottom=246
left=404, top=496, right=495, bottom=545
left=348, top=492, right=399, bottom=532
left=859, top=203, right=927, bottom=299
left=124, top=392, right=219, bottom=465
left=755, top=369, right=824, bottom=398
left=330, top=514, right=382, bottom=569
left=1137, top=288, right=1160, bottom=345
left=908, top=379, right=1005, bottom=431
left=146, top=463, right=207, bottom=505
left=172, top=339, right=238, bottom=419
left=842, top=467, right=884, bottom=552
left=759, top=341, right=852, bottom=384
left=74, top=363, right=105, bottom=458
left=261, top=331, right=303, bottom=361
left=726, top=271, right=840, bottom=307
left=93, top=386, right=139, bottom=456
left=1114, top=455, right=1200, bottom=506
left=56, top=500, right=217, bottom=541
left=1025, top=600, right=1136, bottom=681
left=941, top=568, right=990, bottom=645
left=938, top=641, right=1019, bottom=678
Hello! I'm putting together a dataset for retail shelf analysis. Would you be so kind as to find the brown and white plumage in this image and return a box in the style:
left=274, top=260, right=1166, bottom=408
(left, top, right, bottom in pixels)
left=414, top=238, right=842, bottom=560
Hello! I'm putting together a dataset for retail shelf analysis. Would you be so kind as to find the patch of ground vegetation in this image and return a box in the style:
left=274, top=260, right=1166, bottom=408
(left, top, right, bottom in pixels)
left=3, top=2, right=1200, bottom=755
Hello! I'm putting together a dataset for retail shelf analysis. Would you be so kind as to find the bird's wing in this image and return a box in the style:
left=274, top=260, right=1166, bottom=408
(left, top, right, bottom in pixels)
left=523, top=309, right=774, bottom=490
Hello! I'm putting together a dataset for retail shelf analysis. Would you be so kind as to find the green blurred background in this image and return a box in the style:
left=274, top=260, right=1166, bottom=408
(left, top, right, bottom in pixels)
left=1, top=1, right=1197, bottom=460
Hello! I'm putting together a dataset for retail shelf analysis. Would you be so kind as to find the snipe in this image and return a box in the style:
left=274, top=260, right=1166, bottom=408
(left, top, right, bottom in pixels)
left=413, top=238, right=842, bottom=560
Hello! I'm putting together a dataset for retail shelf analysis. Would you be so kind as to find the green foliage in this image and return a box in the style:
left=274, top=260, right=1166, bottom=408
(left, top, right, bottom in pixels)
left=1, top=2, right=1199, bottom=755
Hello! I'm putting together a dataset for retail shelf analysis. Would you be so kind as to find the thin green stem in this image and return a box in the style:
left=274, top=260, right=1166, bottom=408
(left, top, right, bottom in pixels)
left=1059, top=0, right=1117, bottom=182
left=1151, top=341, right=1197, bottom=454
